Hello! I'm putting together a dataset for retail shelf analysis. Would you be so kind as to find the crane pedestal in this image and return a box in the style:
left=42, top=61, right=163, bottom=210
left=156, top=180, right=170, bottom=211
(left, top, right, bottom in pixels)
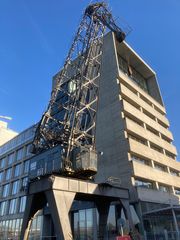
left=20, top=175, right=132, bottom=240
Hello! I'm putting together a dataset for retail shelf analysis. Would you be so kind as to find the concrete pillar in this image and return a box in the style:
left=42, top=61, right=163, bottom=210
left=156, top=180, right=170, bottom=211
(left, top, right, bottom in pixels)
left=121, top=199, right=134, bottom=230
left=172, top=208, right=180, bottom=238
left=96, top=200, right=111, bottom=240
left=20, top=192, right=46, bottom=240
left=45, top=190, right=75, bottom=240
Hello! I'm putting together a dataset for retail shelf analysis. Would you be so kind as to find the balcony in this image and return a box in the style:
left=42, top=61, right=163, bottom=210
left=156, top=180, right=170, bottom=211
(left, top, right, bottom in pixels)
left=123, top=100, right=173, bottom=141
left=136, top=186, right=180, bottom=205
left=132, top=161, right=180, bottom=188
left=118, top=70, right=166, bottom=114
left=120, top=83, right=169, bottom=127
left=129, top=138, right=180, bottom=172
left=125, top=118, right=177, bottom=155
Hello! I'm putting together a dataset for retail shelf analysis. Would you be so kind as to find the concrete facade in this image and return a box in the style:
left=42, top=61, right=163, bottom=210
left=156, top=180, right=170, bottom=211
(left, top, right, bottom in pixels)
left=96, top=32, right=179, bottom=205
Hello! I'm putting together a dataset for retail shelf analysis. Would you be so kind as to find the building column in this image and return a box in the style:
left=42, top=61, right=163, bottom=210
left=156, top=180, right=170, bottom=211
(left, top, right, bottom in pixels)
left=172, top=208, right=180, bottom=238
left=96, top=199, right=111, bottom=240
left=45, top=190, right=75, bottom=240
left=121, top=199, right=134, bottom=230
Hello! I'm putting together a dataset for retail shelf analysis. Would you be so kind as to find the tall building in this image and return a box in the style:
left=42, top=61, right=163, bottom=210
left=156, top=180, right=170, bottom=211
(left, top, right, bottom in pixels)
left=95, top=32, right=180, bottom=238
left=0, top=32, right=179, bottom=239
left=0, top=120, right=18, bottom=146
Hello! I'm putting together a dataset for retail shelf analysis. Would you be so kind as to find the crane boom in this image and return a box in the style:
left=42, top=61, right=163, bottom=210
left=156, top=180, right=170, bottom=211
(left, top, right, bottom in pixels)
left=31, top=2, right=127, bottom=178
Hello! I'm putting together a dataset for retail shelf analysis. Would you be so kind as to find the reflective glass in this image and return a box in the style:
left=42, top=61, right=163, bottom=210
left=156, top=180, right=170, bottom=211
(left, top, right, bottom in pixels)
left=5, top=168, right=12, bottom=180
left=19, top=196, right=27, bottom=213
left=0, top=171, right=4, bottom=182
left=24, top=160, right=30, bottom=174
left=0, top=201, right=8, bottom=216
left=14, top=164, right=21, bottom=177
left=16, top=148, right=24, bottom=161
left=2, top=183, right=10, bottom=197
left=9, top=198, right=18, bottom=214
left=12, top=180, right=20, bottom=195
left=8, top=153, right=14, bottom=165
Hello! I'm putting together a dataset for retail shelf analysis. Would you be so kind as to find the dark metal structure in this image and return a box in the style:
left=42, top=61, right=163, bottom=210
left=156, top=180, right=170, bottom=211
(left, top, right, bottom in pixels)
left=31, top=2, right=127, bottom=178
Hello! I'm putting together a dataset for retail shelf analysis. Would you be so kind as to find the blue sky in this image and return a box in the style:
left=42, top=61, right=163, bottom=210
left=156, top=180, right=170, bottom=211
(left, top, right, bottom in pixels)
left=0, top=0, right=180, bottom=158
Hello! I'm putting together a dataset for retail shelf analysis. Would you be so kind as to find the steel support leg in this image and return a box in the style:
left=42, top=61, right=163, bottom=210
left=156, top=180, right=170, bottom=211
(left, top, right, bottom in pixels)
left=45, top=190, right=75, bottom=240
left=96, top=200, right=111, bottom=240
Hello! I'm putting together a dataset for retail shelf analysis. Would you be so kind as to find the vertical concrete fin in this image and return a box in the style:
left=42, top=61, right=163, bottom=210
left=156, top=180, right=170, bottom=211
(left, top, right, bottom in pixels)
left=45, top=190, right=75, bottom=240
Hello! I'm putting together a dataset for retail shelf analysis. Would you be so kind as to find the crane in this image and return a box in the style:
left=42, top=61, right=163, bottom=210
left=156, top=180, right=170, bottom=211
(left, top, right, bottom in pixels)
left=30, top=2, right=128, bottom=179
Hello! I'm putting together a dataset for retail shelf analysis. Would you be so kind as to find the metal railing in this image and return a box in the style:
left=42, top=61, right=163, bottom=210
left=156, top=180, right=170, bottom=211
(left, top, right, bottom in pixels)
left=145, top=231, right=180, bottom=240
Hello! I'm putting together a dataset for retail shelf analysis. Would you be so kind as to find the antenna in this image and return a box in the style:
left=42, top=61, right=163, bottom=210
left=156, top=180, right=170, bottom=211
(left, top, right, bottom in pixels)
left=0, top=116, right=12, bottom=121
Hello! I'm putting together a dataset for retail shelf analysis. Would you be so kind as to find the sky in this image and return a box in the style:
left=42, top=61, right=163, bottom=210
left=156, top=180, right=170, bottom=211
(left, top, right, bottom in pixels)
left=0, top=0, right=180, bottom=158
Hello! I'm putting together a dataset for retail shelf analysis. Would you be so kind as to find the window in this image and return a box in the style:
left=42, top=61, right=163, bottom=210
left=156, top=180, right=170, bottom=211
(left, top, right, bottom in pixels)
left=128, top=134, right=147, bottom=145
left=154, top=163, right=167, bottom=172
left=5, top=168, right=12, bottom=181
left=0, top=157, right=6, bottom=169
left=8, top=153, right=14, bottom=165
left=12, top=180, right=20, bottom=195
left=159, top=184, right=169, bottom=193
left=134, top=178, right=154, bottom=189
left=20, top=177, right=28, bottom=192
left=150, top=143, right=163, bottom=153
left=25, top=144, right=33, bottom=157
left=2, top=184, right=10, bottom=197
left=23, top=160, right=30, bottom=174
left=19, top=196, right=27, bottom=213
left=14, top=164, right=21, bottom=177
left=165, top=151, right=176, bottom=160
left=0, top=171, right=4, bottom=182
left=16, top=148, right=24, bottom=161
left=174, top=188, right=180, bottom=195
left=131, top=155, right=150, bottom=166
left=0, top=201, right=8, bottom=216
left=170, top=169, right=179, bottom=176
left=118, top=55, right=148, bottom=92
left=9, top=198, right=18, bottom=214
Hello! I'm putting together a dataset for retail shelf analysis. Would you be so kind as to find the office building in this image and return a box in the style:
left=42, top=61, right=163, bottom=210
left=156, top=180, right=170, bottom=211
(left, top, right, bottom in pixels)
left=0, top=120, right=17, bottom=146
left=0, top=32, right=179, bottom=239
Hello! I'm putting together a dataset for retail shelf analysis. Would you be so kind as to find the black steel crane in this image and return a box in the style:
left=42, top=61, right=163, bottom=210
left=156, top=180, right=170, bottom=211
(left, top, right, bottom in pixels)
left=30, top=2, right=127, bottom=179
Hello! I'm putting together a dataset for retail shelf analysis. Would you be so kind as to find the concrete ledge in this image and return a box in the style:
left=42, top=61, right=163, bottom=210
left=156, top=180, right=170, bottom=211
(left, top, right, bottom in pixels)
left=29, top=175, right=129, bottom=200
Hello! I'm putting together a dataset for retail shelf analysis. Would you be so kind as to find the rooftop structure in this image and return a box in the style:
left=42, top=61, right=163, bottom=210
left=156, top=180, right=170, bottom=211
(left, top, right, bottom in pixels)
left=0, top=120, right=18, bottom=146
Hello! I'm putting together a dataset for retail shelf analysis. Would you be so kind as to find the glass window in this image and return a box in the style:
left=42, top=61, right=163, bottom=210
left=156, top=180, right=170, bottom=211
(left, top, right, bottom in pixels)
left=22, top=177, right=28, bottom=188
left=0, top=201, right=8, bottom=216
left=159, top=184, right=169, bottom=193
left=25, top=144, right=33, bottom=157
left=2, top=184, right=10, bottom=197
left=8, top=153, right=14, bottom=165
left=16, top=148, right=24, bottom=161
left=134, top=179, right=154, bottom=189
left=175, top=188, right=180, bottom=195
left=9, top=198, right=18, bottom=214
left=0, top=157, right=6, bottom=169
left=12, top=180, right=20, bottom=195
left=5, top=168, right=12, bottom=181
left=19, top=196, right=27, bottom=213
left=0, top=171, right=4, bottom=182
left=23, top=160, right=30, bottom=174
left=14, top=164, right=21, bottom=177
